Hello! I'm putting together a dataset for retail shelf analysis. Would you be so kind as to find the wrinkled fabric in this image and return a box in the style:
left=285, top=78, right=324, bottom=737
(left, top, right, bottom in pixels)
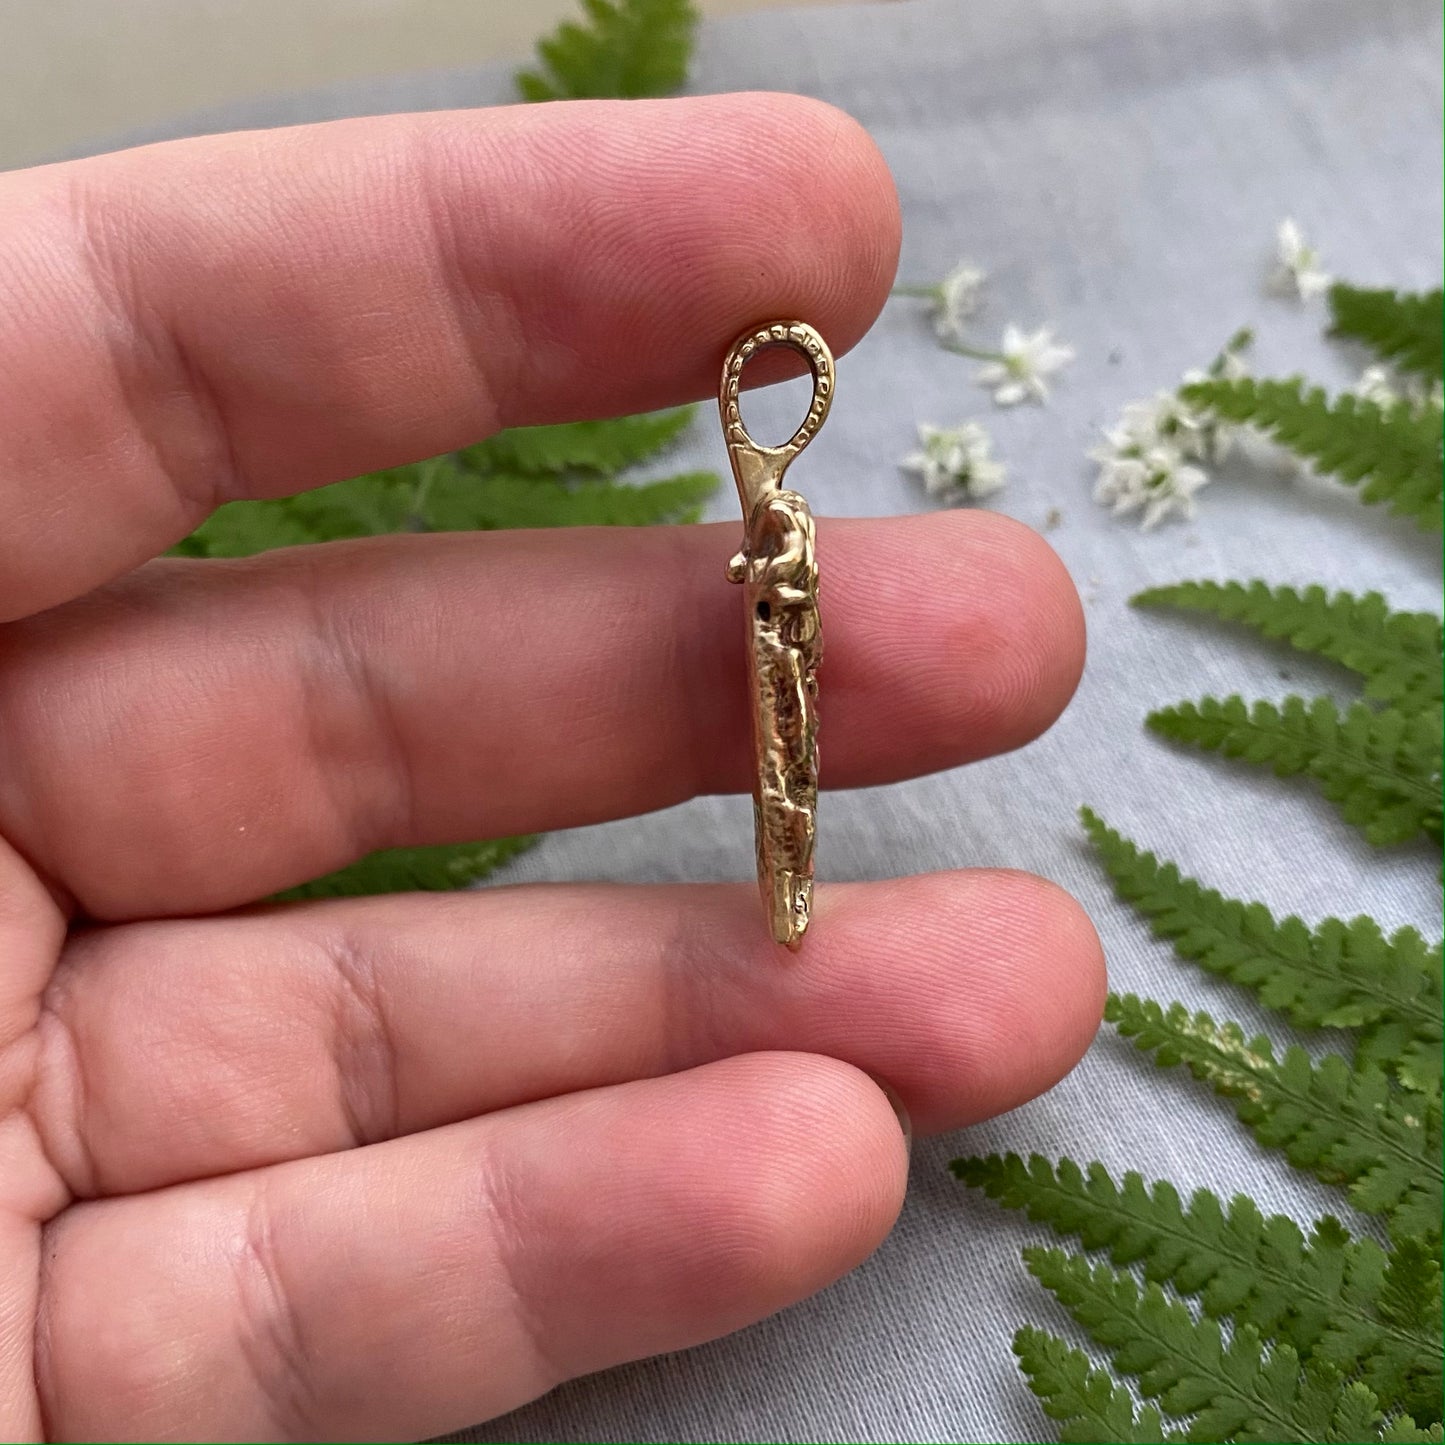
left=74, top=1, right=1443, bottom=1438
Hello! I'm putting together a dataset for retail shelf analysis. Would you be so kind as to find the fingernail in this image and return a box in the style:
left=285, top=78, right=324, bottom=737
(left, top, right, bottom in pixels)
left=870, top=1075, right=912, bottom=1156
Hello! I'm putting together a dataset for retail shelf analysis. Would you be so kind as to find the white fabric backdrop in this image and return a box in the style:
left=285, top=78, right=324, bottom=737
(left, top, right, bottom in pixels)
left=68, top=1, right=1443, bottom=1439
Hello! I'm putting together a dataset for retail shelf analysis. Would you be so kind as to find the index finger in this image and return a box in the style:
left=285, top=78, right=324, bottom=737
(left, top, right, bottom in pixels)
left=0, top=93, right=899, bottom=621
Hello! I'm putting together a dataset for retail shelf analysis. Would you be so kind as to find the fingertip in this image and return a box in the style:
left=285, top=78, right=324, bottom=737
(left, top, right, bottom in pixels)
left=822, top=511, right=1086, bottom=784
left=738, top=92, right=903, bottom=355
left=933, top=868, right=1105, bottom=1124
left=446, top=91, right=901, bottom=424
left=938, top=510, right=1086, bottom=755
left=644, top=1052, right=908, bottom=1322
left=804, top=869, right=1105, bottom=1133
left=980, top=866, right=1107, bottom=1071
left=638, top=91, right=902, bottom=377
left=503, top=1052, right=908, bottom=1378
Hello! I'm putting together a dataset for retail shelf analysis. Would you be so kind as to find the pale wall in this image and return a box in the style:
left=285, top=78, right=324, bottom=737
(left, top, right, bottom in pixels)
left=0, top=0, right=846, bottom=169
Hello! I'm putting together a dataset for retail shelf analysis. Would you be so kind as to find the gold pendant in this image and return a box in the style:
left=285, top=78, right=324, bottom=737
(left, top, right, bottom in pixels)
left=718, top=321, right=834, bottom=950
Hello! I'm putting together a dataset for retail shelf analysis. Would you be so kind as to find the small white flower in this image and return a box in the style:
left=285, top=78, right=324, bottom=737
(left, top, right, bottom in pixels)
left=932, top=262, right=987, bottom=342
left=901, top=421, right=1006, bottom=503
left=1092, top=444, right=1209, bottom=531
left=1270, top=218, right=1332, bottom=302
left=974, top=325, right=1076, bottom=406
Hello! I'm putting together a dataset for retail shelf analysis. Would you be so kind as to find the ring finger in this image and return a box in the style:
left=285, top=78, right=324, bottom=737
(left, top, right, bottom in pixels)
left=34, top=868, right=1105, bottom=1197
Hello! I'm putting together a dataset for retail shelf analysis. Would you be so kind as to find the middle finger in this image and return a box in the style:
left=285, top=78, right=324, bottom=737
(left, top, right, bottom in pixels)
left=0, top=510, right=1083, bottom=919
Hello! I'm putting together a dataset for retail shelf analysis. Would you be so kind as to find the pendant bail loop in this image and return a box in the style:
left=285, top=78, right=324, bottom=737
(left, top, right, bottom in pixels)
left=718, top=321, right=835, bottom=517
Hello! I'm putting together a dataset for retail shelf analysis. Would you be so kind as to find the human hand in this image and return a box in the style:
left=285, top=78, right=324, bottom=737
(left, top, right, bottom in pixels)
left=0, top=93, right=1102, bottom=1441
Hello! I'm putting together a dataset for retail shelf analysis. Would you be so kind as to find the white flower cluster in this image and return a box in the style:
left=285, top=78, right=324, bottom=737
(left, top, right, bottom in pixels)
left=900, top=421, right=1006, bottom=503
left=1090, top=340, right=1250, bottom=530
left=1092, top=436, right=1210, bottom=531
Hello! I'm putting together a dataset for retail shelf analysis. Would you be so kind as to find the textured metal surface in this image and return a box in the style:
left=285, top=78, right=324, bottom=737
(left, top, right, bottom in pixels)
left=719, top=322, right=835, bottom=946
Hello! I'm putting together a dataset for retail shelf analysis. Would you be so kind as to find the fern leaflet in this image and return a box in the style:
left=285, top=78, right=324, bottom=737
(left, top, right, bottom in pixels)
left=955, top=1154, right=1442, bottom=1422
left=1381, top=1420, right=1444, bottom=1444
left=1316, top=1235, right=1444, bottom=1426
left=1106, top=995, right=1443, bottom=1238
left=1080, top=809, right=1442, bottom=1089
left=461, top=408, right=696, bottom=476
left=1179, top=376, right=1443, bottom=530
left=1012, top=1326, right=1181, bottom=1443
left=1329, top=284, right=1444, bottom=381
left=1132, top=582, right=1443, bottom=707
left=274, top=836, right=536, bottom=901
left=1146, top=695, right=1443, bottom=848
left=426, top=467, right=717, bottom=530
left=175, top=457, right=718, bottom=558
left=515, top=0, right=698, bottom=101
left=1024, top=1248, right=1427, bottom=1442
left=174, top=472, right=417, bottom=557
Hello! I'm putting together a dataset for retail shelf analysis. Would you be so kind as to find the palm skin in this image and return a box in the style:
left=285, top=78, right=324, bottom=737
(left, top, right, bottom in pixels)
left=0, top=93, right=1103, bottom=1442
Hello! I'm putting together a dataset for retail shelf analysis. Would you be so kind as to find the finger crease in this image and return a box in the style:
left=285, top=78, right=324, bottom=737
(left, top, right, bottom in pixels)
left=306, top=576, right=420, bottom=857
left=477, top=1152, right=569, bottom=1393
left=66, top=174, right=246, bottom=518
left=413, top=137, right=515, bottom=434
left=235, top=1184, right=322, bottom=1441
left=320, top=930, right=401, bottom=1150
left=31, top=987, right=102, bottom=1200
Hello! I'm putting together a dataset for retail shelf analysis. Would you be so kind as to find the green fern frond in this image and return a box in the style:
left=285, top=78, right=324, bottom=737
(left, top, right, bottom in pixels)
left=1179, top=376, right=1443, bottom=530
left=1329, top=284, right=1444, bottom=381
left=461, top=407, right=696, bottom=476
left=515, top=0, right=698, bottom=101
left=1012, top=1326, right=1181, bottom=1443
left=274, top=836, right=536, bottom=902
left=1106, top=995, right=1444, bottom=1238
left=1132, top=582, right=1443, bottom=707
left=169, top=501, right=325, bottom=557
left=175, top=470, right=424, bottom=557
left=174, top=456, right=719, bottom=558
left=1024, top=1248, right=1407, bottom=1442
left=1146, top=696, right=1443, bottom=848
left=955, top=1154, right=1443, bottom=1422
left=1079, top=809, right=1442, bottom=1087
left=426, top=467, right=718, bottom=529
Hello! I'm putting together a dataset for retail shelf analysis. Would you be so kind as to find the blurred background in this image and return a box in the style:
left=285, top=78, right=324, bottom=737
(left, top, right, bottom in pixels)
left=0, top=0, right=842, bottom=169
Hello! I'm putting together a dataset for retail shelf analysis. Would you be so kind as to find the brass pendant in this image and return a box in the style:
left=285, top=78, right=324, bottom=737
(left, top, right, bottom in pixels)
left=718, top=321, right=834, bottom=950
